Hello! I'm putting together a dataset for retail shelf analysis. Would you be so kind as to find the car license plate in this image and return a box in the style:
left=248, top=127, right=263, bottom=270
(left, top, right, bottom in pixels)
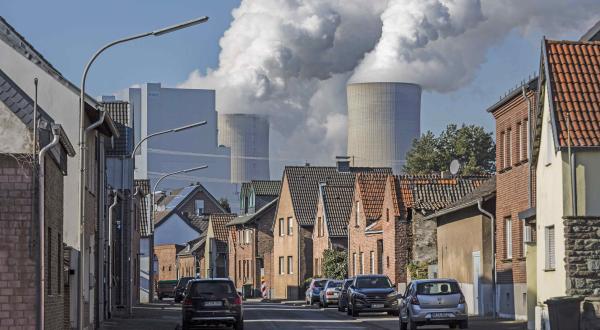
left=333, top=293, right=339, bottom=297
left=204, top=301, right=223, bottom=307
left=431, top=312, right=453, bottom=318
left=372, top=304, right=384, bottom=308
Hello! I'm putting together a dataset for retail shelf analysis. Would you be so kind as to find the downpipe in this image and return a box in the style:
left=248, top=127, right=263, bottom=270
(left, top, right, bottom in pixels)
left=38, top=126, right=61, bottom=330
left=107, top=191, right=119, bottom=318
left=477, top=199, right=496, bottom=318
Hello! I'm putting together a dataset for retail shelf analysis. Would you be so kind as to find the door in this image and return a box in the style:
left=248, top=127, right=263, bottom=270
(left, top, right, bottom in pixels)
left=472, top=251, right=481, bottom=315
left=376, top=240, right=383, bottom=274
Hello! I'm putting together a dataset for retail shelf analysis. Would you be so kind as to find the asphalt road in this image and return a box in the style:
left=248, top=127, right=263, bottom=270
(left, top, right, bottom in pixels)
left=101, top=299, right=527, bottom=330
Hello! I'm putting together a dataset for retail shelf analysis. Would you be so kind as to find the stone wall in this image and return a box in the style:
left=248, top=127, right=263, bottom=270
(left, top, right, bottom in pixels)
left=411, top=213, right=438, bottom=265
left=564, top=216, right=600, bottom=296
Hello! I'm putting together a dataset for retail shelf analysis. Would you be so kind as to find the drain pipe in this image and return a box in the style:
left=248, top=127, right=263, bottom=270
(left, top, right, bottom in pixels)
left=129, top=187, right=141, bottom=315
left=478, top=199, right=496, bottom=318
left=38, top=126, right=61, bottom=330
left=79, top=109, right=106, bottom=328
left=522, top=87, right=533, bottom=208
left=107, top=190, right=119, bottom=318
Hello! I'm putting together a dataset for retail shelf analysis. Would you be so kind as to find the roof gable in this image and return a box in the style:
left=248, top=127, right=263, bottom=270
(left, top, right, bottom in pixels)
left=153, top=183, right=226, bottom=225
left=355, top=173, right=389, bottom=221
left=321, top=184, right=354, bottom=237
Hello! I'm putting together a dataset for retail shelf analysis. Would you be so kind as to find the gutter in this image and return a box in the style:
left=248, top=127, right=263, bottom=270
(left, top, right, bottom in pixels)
left=522, top=86, right=533, bottom=209
left=477, top=199, right=496, bottom=319
left=107, top=190, right=119, bottom=318
left=37, top=126, right=61, bottom=330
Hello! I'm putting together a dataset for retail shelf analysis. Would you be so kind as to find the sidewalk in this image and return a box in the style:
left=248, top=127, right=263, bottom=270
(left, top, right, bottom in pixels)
left=100, top=302, right=180, bottom=330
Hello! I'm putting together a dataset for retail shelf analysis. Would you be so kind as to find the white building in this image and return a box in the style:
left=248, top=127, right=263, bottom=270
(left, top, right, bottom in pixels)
left=127, top=83, right=239, bottom=210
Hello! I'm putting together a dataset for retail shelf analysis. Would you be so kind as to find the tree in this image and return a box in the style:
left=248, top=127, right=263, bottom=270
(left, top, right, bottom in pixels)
left=218, top=198, right=231, bottom=213
left=322, top=249, right=347, bottom=280
left=404, top=124, right=495, bottom=175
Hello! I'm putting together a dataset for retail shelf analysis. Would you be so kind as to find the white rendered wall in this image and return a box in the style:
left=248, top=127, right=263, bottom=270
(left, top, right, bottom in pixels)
left=218, top=113, right=270, bottom=183
left=129, top=83, right=238, bottom=210
left=347, top=82, right=421, bottom=173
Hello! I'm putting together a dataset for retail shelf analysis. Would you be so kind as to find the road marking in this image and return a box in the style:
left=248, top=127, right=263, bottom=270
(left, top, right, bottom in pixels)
left=245, top=319, right=362, bottom=323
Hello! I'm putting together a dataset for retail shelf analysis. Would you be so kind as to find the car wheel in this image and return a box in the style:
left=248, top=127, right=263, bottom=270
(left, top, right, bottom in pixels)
left=181, top=322, right=189, bottom=330
left=234, top=319, right=244, bottom=330
left=449, top=323, right=457, bottom=329
left=346, top=303, right=352, bottom=316
left=351, top=302, right=359, bottom=317
left=459, top=320, right=469, bottom=329
left=408, top=315, right=417, bottom=330
left=400, top=317, right=408, bottom=330
left=322, top=301, right=328, bottom=308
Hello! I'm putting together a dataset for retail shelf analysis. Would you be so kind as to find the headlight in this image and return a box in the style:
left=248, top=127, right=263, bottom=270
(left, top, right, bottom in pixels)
left=387, top=292, right=397, bottom=298
left=354, top=292, right=367, bottom=299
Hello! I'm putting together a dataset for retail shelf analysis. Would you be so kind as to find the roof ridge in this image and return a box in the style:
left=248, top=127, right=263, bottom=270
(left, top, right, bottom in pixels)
left=545, top=39, right=600, bottom=45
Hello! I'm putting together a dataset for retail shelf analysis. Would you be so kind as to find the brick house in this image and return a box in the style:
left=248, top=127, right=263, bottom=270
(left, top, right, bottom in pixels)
left=312, top=184, right=354, bottom=277
left=347, top=173, right=389, bottom=280
left=240, top=180, right=280, bottom=215
left=204, top=214, right=236, bottom=278
left=175, top=214, right=209, bottom=279
left=425, top=177, right=496, bottom=316
left=487, top=77, right=538, bottom=320
left=227, top=198, right=277, bottom=296
left=271, top=160, right=391, bottom=300
left=155, top=244, right=185, bottom=281
left=0, top=69, right=76, bottom=329
left=532, top=38, right=600, bottom=327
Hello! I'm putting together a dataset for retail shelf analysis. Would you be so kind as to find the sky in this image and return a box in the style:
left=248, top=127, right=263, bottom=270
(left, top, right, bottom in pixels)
left=1, top=1, right=597, bottom=175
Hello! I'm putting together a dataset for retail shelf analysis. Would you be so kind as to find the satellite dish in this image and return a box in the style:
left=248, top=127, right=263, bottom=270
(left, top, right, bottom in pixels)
left=449, top=159, right=461, bottom=175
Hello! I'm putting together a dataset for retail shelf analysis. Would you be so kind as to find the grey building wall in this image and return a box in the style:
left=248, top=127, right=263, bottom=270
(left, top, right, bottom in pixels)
left=347, top=82, right=421, bottom=173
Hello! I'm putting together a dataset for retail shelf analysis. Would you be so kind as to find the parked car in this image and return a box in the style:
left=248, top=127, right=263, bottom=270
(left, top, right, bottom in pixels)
left=319, top=280, right=343, bottom=307
left=337, top=278, right=354, bottom=312
left=174, top=277, right=194, bottom=303
left=181, top=278, right=243, bottom=330
left=305, top=278, right=329, bottom=305
left=399, top=279, right=468, bottom=330
left=347, top=274, right=399, bottom=317
left=157, top=280, right=177, bottom=300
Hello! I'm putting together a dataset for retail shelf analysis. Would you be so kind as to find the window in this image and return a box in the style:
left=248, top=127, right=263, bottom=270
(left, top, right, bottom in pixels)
left=545, top=226, right=556, bottom=270
left=505, top=217, right=513, bottom=259
left=545, top=117, right=553, bottom=165
left=279, top=218, right=284, bottom=236
left=386, top=208, right=389, bottom=222
left=244, top=229, right=251, bottom=244
left=500, top=131, right=506, bottom=169
left=517, top=122, right=522, bottom=161
left=195, top=200, right=205, bottom=215
left=57, top=234, right=61, bottom=294
left=279, top=257, right=285, bottom=274
left=47, top=227, right=52, bottom=295
left=287, top=217, right=293, bottom=236
left=314, top=258, right=319, bottom=276
left=523, top=222, right=532, bottom=256
left=387, top=256, right=390, bottom=268
left=238, top=260, right=242, bottom=279
left=524, top=119, right=529, bottom=159
left=355, top=202, right=360, bottom=226
left=506, top=128, right=512, bottom=167
left=353, top=253, right=357, bottom=276
left=359, top=252, right=364, bottom=274
left=317, top=217, right=322, bottom=237
left=370, top=251, right=375, bottom=274
left=287, top=256, right=293, bottom=274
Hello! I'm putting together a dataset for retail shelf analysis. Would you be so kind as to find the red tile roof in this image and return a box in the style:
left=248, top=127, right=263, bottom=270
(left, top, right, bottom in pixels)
left=545, top=39, right=600, bottom=147
left=356, top=173, right=390, bottom=221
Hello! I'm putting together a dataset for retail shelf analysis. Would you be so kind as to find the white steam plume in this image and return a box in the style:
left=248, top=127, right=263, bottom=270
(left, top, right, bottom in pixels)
left=180, top=0, right=600, bottom=171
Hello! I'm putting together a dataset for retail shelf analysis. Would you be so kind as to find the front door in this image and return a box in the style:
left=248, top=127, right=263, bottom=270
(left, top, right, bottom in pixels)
left=472, top=251, right=481, bottom=315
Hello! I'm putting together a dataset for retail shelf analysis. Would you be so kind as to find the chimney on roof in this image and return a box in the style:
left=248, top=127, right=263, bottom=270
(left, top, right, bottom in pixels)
left=336, top=156, right=351, bottom=173
left=440, top=171, right=451, bottom=179
left=305, top=162, right=310, bottom=167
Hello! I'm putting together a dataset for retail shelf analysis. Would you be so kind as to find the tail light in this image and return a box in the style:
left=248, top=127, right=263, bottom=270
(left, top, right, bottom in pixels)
left=183, top=298, right=193, bottom=306
left=410, top=295, right=420, bottom=305
left=459, top=294, right=466, bottom=304
left=327, top=291, right=334, bottom=296
left=233, top=295, right=242, bottom=305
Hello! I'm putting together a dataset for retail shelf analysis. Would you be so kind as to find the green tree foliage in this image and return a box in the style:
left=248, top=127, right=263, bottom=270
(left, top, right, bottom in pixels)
left=322, top=249, right=348, bottom=280
left=218, top=198, right=231, bottom=213
left=404, top=124, right=495, bottom=175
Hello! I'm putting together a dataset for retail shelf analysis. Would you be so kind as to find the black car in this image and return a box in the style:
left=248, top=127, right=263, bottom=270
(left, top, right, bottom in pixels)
left=347, top=274, right=399, bottom=317
left=181, top=278, right=243, bottom=330
left=337, top=278, right=354, bottom=312
left=174, top=277, right=194, bottom=303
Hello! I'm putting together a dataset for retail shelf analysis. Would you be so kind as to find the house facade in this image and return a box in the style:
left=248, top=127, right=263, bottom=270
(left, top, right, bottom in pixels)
left=177, top=237, right=206, bottom=278
left=487, top=77, right=538, bottom=321
left=427, top=177, right=496, bottom=316
left=155, top=244, right=185, bottom=281
left=204, top=213, right=236, bottom=278
left=532, top=38, right=600, bottom=327
left=271, top=161, right=391, bottom=300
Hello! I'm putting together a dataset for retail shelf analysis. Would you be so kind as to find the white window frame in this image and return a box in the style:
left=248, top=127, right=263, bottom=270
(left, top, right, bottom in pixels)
left=545, top=226, right=556, bottom=270
left=505, top=217, right=513, bottom=259
left=359, top=252, right=364, bottom=274
left=195, top=199, right=205, bottom=215
left=356, top=202, right=360, bottom=226
left=517, top=122, right=523, bottom=161
left=279, top=257, right=285, bottom=274
left=287, top=256, right=293, bottom=274
left=279, top=218, right=285, bottom=236
left=370, top=251, right=375, bottom=274
left=287, top=217, right=293, bottom=236
left=353, top=253, right=357, bottom=276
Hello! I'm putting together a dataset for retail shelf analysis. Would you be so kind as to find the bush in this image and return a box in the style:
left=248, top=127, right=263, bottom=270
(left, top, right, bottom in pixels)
left=322, top=249, right=347, bottom=279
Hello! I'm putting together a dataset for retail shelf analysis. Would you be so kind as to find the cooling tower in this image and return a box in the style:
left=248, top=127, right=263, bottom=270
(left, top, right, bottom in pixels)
left=218, top=114, right=270, bottom=183
left=347, top=82, right=421, bottom=173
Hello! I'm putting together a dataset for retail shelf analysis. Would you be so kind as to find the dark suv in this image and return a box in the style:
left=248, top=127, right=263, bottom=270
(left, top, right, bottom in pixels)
left=347, top=274, right=399, bottom=317
left=174, top=277, right=194, bottom=303
left=181, top=278, right=243, bottom=330
left=337, top=278, right=354, bottom=312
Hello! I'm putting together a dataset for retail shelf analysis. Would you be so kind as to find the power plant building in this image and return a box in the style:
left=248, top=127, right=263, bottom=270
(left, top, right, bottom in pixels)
left=346, top=82, right=421, bottom=173
left=218, top=113, right=270, bottom=183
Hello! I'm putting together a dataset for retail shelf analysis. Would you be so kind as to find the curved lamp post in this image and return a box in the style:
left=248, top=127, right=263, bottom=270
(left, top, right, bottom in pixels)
left=77, top=16, right=209, bottom=329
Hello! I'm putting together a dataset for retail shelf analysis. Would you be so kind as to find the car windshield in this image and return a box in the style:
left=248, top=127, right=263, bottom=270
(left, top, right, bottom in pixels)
left=356, top=277, right=392, bottom=289
left=327, top=281, right=343, bottom=289
left=313, top=280, right=328, bottom=288
left=416, top=281, right=461, bottom=295
left=343, top=280, right=353, bottom=289
left=191, top=281, right=235, bottom=297
left=177, top=277, right=193, bottom=288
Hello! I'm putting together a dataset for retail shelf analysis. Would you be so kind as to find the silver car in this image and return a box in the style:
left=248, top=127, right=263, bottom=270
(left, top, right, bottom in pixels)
left=319, top=280, right=343, bottom=307
left=399, top=279, right=468, bottom=330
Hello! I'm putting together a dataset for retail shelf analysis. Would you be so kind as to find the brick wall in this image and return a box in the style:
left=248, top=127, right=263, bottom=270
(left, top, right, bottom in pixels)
left=179, top=189, right=225, bottom=215
left=381, top=179, right=409, bottom=285
left=0, top=154, right=65, bottom=329
left=177, top=254, right=196, bottom=277
left=155, top=244, right=184, bottom=281
left=255, top=206, right=275, bottom=296
left=564, top=216, right=600, bottom=295
left=347, top=189, right=382, bottom=277
left=228, top=226, right=254, bottom=290
left=411, top=213, right=438, bottom=265
left=492, top=89, right=537, bottom=285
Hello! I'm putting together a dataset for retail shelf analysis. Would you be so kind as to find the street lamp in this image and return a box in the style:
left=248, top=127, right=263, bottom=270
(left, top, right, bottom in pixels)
left=148, top=166, right=208, bottom=300
left=77, top=16, right=209, bottom=329
left=130, top=121, right=207, bottom=159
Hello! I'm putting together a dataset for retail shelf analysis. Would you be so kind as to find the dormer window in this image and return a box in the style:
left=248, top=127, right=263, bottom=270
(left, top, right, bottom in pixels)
left=195, top=200, right=204, bottom=215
